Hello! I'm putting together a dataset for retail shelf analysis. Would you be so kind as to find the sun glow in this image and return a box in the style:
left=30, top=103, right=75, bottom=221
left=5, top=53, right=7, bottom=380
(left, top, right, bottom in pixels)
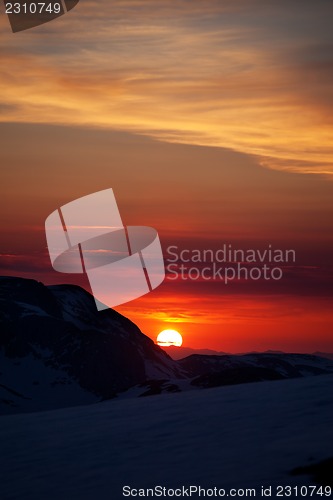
left=156, top=329, right=183, bottom=347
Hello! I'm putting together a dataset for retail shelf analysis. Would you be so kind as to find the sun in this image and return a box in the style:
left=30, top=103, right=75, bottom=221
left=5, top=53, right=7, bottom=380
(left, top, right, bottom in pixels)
left=156, top=329, right=183, bottom=347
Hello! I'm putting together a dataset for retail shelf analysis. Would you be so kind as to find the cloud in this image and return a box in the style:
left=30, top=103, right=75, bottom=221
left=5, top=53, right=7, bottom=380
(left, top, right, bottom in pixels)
left=1, top=0, right=333, bottom=175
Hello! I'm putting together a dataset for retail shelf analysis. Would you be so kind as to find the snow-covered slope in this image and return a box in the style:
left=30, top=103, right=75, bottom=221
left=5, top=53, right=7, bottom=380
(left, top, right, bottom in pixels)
left=1, top=374, right=332, bottom=500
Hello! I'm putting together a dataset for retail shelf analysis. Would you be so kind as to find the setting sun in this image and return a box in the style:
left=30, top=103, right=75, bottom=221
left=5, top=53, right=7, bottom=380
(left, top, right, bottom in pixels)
left=156, top=329, right=183, bottom=347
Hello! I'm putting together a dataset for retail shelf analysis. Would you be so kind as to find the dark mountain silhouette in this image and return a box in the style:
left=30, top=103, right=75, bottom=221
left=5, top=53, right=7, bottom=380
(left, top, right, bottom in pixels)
left=0, top=276, right=183, bottom=413
left=165, top=346, right=333, bottom=361
left=179, top=352, right=333, bottom=387
left=161, top=345, right=228, bottom=360
left=312, top=352, right=333, bottom=360
left=1, top=277, right=333, bottom=414
left=178, top=352, right=333, bottom=381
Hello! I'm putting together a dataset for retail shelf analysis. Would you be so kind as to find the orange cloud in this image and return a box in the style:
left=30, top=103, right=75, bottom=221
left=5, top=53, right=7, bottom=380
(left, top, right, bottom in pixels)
left=0, top=0, right=333, bottom=175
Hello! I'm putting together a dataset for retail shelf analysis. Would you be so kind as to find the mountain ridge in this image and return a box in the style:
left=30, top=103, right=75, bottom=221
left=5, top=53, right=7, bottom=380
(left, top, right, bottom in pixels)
left=1, top=276, right=333, bottom=414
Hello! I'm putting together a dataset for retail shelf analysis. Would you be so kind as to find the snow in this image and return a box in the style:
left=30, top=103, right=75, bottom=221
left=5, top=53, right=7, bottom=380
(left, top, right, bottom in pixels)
left=0, top=355, right=98, bottom=414
left=14, top=301, right=50, bottom=317
left=1, top=374, right=333, bottom=500
left=143, top=357, right=183, bottom=379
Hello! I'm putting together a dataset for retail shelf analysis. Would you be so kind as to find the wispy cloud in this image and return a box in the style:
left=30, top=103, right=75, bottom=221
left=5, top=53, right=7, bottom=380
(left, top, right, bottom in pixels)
left=1, top=0, right=333, bottom=174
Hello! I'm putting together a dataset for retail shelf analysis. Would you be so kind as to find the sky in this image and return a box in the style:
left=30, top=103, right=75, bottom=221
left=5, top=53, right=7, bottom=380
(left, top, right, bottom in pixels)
left=1, top=0, right=333, bottom=352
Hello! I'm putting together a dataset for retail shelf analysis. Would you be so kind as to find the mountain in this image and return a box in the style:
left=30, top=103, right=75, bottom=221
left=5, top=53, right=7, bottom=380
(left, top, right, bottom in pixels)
left=0, top=277, right=183, bottom=414
left=178, top=352, right=333, bottom=388
left=1, top=276, right=333, bottom=414
left=164, top=346, right=333, bottom=361
left=161, top=345, right=228, bottom=360
left=312, top=352, right=333, bottom=360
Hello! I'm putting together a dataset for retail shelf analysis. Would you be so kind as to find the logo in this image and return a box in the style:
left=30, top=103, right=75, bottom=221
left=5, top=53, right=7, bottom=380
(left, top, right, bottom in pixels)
left=45, top=188, right=165, bottom=310
left=2, top=0, right=80, bottom=33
